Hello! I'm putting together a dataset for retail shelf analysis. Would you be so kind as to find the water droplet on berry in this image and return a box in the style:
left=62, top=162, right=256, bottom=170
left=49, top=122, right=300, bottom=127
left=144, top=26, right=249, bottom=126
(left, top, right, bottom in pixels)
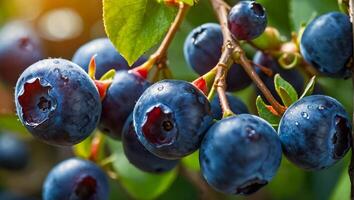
left=301, top=112, right=310, bottom=119
left=246, top=126, right=260, bottom=141
left=318, top=105, right=325, bottom=110
left=295, top=122, right=299, bottom=126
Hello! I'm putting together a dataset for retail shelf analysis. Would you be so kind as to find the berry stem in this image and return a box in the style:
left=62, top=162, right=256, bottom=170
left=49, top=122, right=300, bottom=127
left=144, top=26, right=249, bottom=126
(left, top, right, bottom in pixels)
left=348, top=0, right=354, bottom=199
left=210, top=0, right=286, bottom=115
left=150, top=2, right=189, bottom=64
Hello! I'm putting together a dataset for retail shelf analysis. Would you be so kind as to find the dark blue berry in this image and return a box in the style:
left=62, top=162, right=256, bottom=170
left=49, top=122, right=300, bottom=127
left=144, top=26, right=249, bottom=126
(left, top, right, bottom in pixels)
left=15, top=59, right=101, bottom=146
left=278, top=95, right=351, bottom=170
left=122, top=114, right=179, bottom=173
left=72, top=38, right=146, bottom=78
left=0, top=133, right=29, bottom=170
left=200, top=114, right=282, bottom=195
left=300, top=12, right=352, bottom=78
left=99, top=70, right=150, bottom=139
left=253, top=51, right=304, bottom=103
left=43, top=158, right=109, bottom=200
left=133, top=80, right=213, bottom=160
left=184, top=23, right=252, bottom=91
left=0, top=21, right=44, bottom=86
left=210, top=93, right=249, bottom=120
left=228, top=1, right=267, bottom=40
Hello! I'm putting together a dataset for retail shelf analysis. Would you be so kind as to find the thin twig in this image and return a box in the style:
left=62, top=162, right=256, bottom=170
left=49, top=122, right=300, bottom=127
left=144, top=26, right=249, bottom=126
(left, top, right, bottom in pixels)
left=151, top=2, right=190, bottom=63
left=209, top=0, right=286, bottom=115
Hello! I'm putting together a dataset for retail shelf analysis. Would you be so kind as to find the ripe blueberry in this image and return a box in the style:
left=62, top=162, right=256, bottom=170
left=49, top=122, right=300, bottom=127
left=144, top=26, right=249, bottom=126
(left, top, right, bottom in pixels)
left=278, top=95, right=351, bottom=170
left=72, top=38, right=146, bottom=78
left=133, top=80, right=213, bottom=160
left=122, top=114, right=179, bottom=173
left=0, top=133, right=29, bottom=170
left=200, top=114, right=282, bottom=195
left=253, top=51, right=304, bottom=103
left=184, top=23, right=252, bottom=91
left=15, top=59, right=101, bottom=146
left=210, top=93, right=249, bottom=120
left=0, top=21, right=44, bottom=86
left=99, top=70, right=150, bottom=139
left=300, top=12, right=352, bottom=78
left=228, top=1, right=267, bottom=40
left=43, top=158, right=109, bottom=200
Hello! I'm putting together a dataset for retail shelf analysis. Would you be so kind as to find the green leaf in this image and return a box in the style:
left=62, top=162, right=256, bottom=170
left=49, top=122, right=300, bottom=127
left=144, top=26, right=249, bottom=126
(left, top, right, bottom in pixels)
left=107, top=138, right=178, bottom=200
left=73, top=135, right=92, bottom=159
left=300, top=76, right=316, bottom=99
left=181, top=151, right=200, bottom=172
left=274, top=74, right=298, bottom=107
left=100, top=69, right=116, bottom=81
left=181, top=0, right=195, bottom=5
left=103, top=0, right=178, bottom=65
left=0, top=114, right=28, bottom=135
left=290, top=0, right=339, bottom=31
left=258, top=0, right=292, bottom=37
left=256, top=96, right=281, bottom=127
left=330, top=169, right=350, bottom=200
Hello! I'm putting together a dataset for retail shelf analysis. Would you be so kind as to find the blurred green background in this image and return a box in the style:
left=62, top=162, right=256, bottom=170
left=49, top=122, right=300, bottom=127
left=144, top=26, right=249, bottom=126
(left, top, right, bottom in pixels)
left=0, top=0, right=352, bottom=199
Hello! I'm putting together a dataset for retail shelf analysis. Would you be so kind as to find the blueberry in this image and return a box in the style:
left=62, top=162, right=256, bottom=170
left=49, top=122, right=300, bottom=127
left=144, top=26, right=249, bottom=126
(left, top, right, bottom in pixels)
left=99, top=70, right=150, bottom=139
left=278, top=95, right=351, bottom=170
left=210, top=93, right=249, bottom=120
left=15, top=58, right=101, bottom=146
left=0, top=21, right=44, bottom=86
left=300, top=12, right=352, bottom=78
left=133, top=80, right=213, bottom=160
left=122, top=114, right=179, bottom=173
left=228, top=1, right=267, bottom=40
left=72, top=38, right=147, bottom=78
left=200, top=114, right=282, bottom=195
left=253, top=51, right=304, bottom=103
left=0, top=133, right=29, bottom=170
left=184, top=23, right=252, bottom=91
left=43, top=158, right=109, bottom=200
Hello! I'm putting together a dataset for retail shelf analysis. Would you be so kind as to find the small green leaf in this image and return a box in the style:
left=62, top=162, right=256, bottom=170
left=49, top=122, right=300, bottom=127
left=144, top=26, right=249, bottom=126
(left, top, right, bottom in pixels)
left=0, top=114, right=28, bottom=135
left=300, top=76, right=316, bottom=99
left=107, top=138, right=177, bottom=200
left=100, top=69, right=116, bottom=81
left=330, top=169, right=350, bottom=200
left=73, top=135, right=92, bottom=159
left=256, top=96, right=281, bottom=127
left=274, top=74, right=298, bottom=107
left=103, top=0, right=178, bottom=65
left=182, top=151, right=200, bottom=172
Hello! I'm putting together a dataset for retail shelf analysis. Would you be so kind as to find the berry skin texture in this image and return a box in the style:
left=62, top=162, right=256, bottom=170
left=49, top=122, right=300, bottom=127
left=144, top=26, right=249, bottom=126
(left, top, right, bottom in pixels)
left=300, top=12, right=352, bottom=78
left=228, top=1, right=267, bottom=40
left=15, top=59, right=101, bottom=146
left=43, top=158, right=109, bottom=200
left=0, top=133, right=29, bottom=170
left=72, top=38, right=146, bottom=78
left=133, top=80, right=213, bottom=160
left=210, top=93, right=249, bottom=120
left=278, top=95, right=351, bottom=170
left=253, top=51, right=304, bottom=103
left=0, top=21, right=44, bottom=86
left=122, top=114, right=179, bottom=173
left=99, top=70, right=150, bottom=140
left=183, top=23, right=252, bottom=91
left=200, top=114, right=282, bottom=195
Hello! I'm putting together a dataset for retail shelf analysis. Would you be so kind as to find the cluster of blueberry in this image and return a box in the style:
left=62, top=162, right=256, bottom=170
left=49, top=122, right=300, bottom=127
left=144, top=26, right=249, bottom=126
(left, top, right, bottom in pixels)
left=1, top=0, right=351, bottom=199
